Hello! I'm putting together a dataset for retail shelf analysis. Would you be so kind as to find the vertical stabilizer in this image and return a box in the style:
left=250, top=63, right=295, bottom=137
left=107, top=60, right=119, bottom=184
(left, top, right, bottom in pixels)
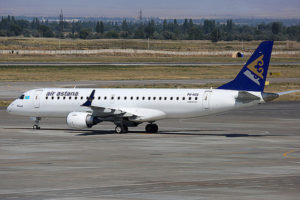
left=218, top=41, right=273, bottom=92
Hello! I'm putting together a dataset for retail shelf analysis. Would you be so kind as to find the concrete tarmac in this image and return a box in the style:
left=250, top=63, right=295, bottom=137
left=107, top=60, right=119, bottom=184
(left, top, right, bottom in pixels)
left=0, top=101, right=300, bottom=199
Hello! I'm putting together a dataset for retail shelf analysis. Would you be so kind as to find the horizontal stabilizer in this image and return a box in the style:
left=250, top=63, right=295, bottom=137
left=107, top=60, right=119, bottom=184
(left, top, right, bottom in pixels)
left=277, top=90, right=300, bottom=96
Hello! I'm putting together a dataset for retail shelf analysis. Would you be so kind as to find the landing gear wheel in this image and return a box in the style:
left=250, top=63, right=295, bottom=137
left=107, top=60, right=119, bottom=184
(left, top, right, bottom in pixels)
left=115, top=125, right=123, bottom=134
left=145, top=124, right=158, bottom=133
left=33, top=125, right=40, bottom=130
left=115, top=125, right=128, bottom=134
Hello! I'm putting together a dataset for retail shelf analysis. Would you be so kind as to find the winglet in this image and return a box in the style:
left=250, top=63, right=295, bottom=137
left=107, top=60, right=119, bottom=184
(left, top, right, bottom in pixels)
left=218, top=41, right=273, bottom=92
left=81, top=89, right=95, bottom=107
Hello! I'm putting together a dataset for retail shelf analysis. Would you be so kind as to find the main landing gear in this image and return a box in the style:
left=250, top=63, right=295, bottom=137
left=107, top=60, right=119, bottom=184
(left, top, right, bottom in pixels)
left=114, top=117, right=129, bottom=134
left=115, top=124, right=128, bottom=134
left=32, top=117, right=41, bottom=130
left=145, top=123, right=158, bottom=133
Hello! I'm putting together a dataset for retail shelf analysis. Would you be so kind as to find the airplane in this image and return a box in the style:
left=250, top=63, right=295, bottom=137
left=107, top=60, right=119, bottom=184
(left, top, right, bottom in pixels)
left=6, top=41, right=300, bottom=133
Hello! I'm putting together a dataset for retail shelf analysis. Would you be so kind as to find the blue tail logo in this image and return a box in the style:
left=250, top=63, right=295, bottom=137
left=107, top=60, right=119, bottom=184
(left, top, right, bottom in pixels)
left=243, top=54, right=264, bottom=85
left=218, top=41, right=273, bottom=92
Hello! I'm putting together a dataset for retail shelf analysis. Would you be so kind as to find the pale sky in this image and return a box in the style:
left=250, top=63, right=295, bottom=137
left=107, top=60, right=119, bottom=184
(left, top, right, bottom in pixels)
left=0, top=0, right=300, bottom=18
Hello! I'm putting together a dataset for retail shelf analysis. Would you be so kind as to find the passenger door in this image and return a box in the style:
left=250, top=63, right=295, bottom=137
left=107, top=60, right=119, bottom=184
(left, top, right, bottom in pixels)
left=33, top=90, right=43, bottom=108
left=202, top=90, right=212, bottom=110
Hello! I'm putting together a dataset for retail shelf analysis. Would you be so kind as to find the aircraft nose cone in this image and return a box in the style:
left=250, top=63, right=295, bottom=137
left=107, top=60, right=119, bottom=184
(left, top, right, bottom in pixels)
left=6, top=103, right=13, bottom=113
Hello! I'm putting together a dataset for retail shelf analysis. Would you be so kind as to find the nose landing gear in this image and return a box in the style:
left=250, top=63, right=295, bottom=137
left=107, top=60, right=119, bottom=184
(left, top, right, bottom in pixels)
left=31, top=117, right=41, bottom=130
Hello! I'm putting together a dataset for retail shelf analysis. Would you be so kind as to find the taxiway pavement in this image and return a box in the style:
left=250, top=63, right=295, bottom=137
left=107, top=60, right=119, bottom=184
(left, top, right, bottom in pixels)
left=0, top=101, right=300, bottom=199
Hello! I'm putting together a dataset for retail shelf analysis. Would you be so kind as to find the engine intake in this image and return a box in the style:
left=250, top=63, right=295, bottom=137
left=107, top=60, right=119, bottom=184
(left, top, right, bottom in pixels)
left=66, top=112, right=100, bottom=129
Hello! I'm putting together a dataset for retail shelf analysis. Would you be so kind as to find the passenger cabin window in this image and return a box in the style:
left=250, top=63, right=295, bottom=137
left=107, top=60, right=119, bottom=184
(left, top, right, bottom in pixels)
left=124, top=96, right=127, bottom=100
left=19, top=95, right=25, bottom=99
left=189, top=97, right=192, bottom=100
left=98, top=96, right=100, bottom=100
left=159, top=97, right=162, bottom=100
left=195, top=97, right=198, bottom=100
left=46, top=97, right=48, bottom=100
left=164, top=97, right=167, bottom=100
left=142, top=97, right=145, bottom=100
left=131, top=96, right=133, bottom=100
left=52, top=97, right=54, bottom=100
left=176, top=97, right=179, bottom=100
left=182, top=97, right=185, bottom=100
left=136, top=97, right=139, bottom=100
left=118, top=96, right=120, bottom=100
left=148, top=97, right=151, bottom=100
left=81, top=96, right=83, bottom=100
left=75, top=97, right=77, bottom=100
left=57, top=97, right=60, bottom=100
left=153, top=97, right=156, bottom=100
left=63, top=97, right=66, bottom=100
left=170, top=97, right=173, bottom=100
left=104, top=96, right=107, bottom=100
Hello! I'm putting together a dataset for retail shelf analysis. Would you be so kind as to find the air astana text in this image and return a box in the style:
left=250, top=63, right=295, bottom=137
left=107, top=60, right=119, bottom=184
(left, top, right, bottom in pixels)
left=46, top=91, right=79, bottom=97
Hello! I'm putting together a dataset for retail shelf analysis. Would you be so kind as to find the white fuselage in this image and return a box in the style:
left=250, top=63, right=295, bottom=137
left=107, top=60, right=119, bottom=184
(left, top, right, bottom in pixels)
left=7, top=88, right=264, bottom=122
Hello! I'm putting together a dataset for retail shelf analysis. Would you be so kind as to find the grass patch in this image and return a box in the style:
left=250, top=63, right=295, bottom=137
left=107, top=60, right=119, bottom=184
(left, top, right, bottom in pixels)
left=1, top=64, right=300, bottom=82
left=0, top=100, right=12, bottom=107
left=1, top=37, right=300, bottom=51
left=0, top=65, right=246, bottom=81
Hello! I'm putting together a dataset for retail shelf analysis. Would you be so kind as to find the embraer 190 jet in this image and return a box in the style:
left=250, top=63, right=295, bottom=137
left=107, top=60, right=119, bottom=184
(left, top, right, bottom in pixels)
left=7, top=41, right=300, bottom=133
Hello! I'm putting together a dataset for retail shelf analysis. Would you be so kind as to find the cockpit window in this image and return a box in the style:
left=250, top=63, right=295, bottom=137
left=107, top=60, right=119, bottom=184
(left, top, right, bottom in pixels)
left=19, top=94, right=25, bottom=99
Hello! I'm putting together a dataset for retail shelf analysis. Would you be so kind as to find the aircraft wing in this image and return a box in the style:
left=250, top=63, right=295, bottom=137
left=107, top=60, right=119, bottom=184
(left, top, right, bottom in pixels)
left=81, top=90, right=166, bottom=122
left=90, top=105, right=165, bottom=122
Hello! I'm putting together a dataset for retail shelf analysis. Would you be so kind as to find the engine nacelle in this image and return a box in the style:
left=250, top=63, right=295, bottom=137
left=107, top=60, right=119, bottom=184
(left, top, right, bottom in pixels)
left=66, top=112, right=96, bottom=129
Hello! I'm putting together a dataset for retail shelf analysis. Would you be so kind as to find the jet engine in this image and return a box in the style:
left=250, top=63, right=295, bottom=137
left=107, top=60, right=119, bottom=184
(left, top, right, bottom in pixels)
left=66, top=112, right=100, bottom=129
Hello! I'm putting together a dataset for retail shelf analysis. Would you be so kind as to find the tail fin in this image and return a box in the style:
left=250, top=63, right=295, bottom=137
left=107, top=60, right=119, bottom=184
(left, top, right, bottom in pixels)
left=218, top=41, right=273, bottom=92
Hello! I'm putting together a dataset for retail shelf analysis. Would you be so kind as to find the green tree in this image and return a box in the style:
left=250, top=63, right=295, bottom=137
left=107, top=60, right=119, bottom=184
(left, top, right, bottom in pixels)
left=203, top=20, right=215, bottom=34
left=272, top=22, right=282, bottom=34
left=226, top=19, right=233, bottom=32
left=211, top=28, right=221, bottom=42
left=163, top=19, right=167, bottom=31
left=79, top=29, right=90, bottom=39
left=134, top=26, right=145, bottom=39
left=9, top=24, right=22, bottom=35
left=38, top=25, right=54, bottom=37
left=183, top=19, right=189, bottom=32
left=121, top=19, right=129, bottom=31
left=145, top=20, right=155, bottom=38
left=96, top=22, right=101, bottom=33
left=99, top=21, right=104, bottom=33
left=173, top=19, right=178, bottom=32
left=105, top=30, right=119, bottom=38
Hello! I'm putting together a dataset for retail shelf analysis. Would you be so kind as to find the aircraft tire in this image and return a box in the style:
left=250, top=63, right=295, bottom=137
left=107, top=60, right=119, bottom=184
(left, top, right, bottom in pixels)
left=33, top=125, right=40, bottom=130
left=145, top=124, right=158, bottom=133
left=115, top=125, right=123, bottom=134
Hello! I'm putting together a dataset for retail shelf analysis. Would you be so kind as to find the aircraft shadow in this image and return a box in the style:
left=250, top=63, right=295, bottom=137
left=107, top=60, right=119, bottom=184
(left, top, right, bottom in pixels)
left=4, top=127, right=271, bottom=137
left=76, top=129, right=269, bottom=137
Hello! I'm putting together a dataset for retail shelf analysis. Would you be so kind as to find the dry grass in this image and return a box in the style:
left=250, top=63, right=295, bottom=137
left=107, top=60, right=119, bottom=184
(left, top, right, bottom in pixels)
left=1, top=65, right=300, bottom=82
left=1, top=37, right=300, bottom=51
left=2, top=54, right=300, bottom=63
left=0, top=100, right=11, bottom=107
